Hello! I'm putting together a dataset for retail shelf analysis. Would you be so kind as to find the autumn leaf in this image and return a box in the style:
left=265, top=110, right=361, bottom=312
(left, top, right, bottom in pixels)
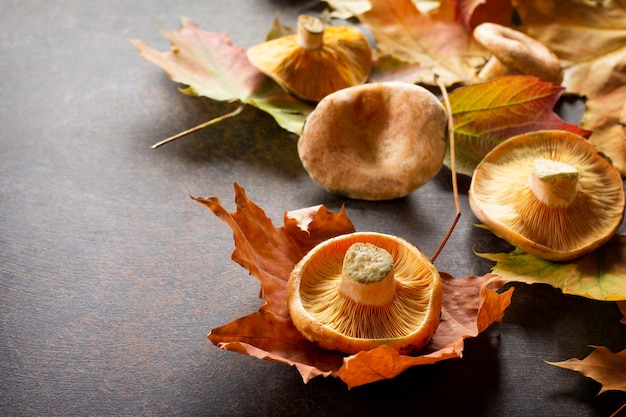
left=445, top=75, right=592, bottom=176
left=193, top=184, right=513, bottom=388
left=547, top=346, right=626, bottom=394
left=129, top=17, right=312, bottom=136
left=357, top=0, right=489, bottom=86
left=455, top=0, right=513, bottom=30
left=511, top=0, right=626, bottom=175
left=478, top=234, right=626, bottom=301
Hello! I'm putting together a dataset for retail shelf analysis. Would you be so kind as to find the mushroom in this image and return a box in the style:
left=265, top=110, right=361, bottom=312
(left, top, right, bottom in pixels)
left=297, top=81, right=448, bottom=200
left=246, top=15, right=372, bottom=103
left=469, top=130, right=625, bottom=262
left=473, top=22, right=563, bottom=85
left=287, top=232, right=443, bottom=355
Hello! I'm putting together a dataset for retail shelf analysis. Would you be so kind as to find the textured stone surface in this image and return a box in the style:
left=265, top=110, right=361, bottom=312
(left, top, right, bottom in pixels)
left=1, top=1, right=625, bottom=416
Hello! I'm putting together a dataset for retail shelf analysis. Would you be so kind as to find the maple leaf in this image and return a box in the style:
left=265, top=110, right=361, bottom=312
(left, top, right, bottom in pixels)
left=478, top=234, right=626, bottom=301
left=129, top=17, right=312, bottom=138
left=547, top=346, right=626, bottom=394
left=193, top=184, right=513, bottom=388
left=357, top=0, right=489, bottom=86
left=455, top=0, right=513, bottom=30
left=511, top=0, right=626, bottom=175
left=445, top=75, right=592, bottom=176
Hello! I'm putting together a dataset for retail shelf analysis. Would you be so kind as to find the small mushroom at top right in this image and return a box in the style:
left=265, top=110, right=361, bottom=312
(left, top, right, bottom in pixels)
left=473, top=22, right=563, bottom=85
left=469, top=130, right=625, bottom=262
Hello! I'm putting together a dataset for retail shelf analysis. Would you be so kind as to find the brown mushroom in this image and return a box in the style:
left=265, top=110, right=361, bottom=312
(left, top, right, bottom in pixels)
left=469, top=130, right=625, bottom=261
left=473, top=22, right=563, bottom=85
left=246, top=15, right=372, bottom=103
left=297, top=81, right=448, bottom=200
left=287, top=232, right=442, bottom=355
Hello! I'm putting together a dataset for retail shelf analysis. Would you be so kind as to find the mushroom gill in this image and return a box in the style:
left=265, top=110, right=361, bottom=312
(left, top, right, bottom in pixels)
left=299, top=243, right=434, bottom=339
left=287, top=232, right=442, bottom=354
left=469, top=131, right=625, bottom=261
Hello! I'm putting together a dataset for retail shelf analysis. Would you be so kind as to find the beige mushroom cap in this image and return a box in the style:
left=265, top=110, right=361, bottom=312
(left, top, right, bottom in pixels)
left=298, top=82, right=448, bottom=200
left=287, top=232, right=443, bottom=355
left=247, top=15, right=372, bottom=103
left=469, top=130, right=625, bottom=261
left=473, top=22, right=563, bottom=85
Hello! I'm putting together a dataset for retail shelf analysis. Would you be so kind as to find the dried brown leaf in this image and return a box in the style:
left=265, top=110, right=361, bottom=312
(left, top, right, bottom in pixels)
left=194, top=184, right=513, bottom=387
left=547, top=346, right=626, bottom=394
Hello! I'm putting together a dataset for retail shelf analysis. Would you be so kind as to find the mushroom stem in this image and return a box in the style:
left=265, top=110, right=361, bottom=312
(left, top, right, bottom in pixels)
left=339, top=243, right=396, bottom=307
left=478, top=55, right=512, bottom=80
left=528, top=159, right=580, bottom=208
left=296, top=15, right=324, bottom=50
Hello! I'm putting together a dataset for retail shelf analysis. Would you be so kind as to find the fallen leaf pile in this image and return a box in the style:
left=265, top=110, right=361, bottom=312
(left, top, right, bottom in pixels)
left=131, top=0, right=626, bottom=172
left=192, top=184, right=513, bottom=388
left=131, top=0, right=626, bottom=398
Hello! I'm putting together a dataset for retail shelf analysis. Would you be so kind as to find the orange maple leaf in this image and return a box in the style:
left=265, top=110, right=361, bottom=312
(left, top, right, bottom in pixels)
left=547, top=346, right=626, bottom=394
left=193, top=183, right=514, bottom=388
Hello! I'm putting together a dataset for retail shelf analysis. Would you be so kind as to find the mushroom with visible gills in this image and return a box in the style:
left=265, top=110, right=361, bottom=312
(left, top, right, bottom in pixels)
left=473, top=22, right=563, bottom=85
left=469, top=130, right=625, bottom=261
left=297, top=81, right=448, bottom=200
left=246, top=15, right=372, bottom=103
left=287, top=232, right=443, bottom=355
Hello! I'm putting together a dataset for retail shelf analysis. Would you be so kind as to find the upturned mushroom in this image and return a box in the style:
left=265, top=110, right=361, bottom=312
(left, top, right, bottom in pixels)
left=287, top=232, right=443, bottom=355
left=297, top=81, right=448, bottom=200
left=469, top=130, right=625, bottom=261
left=473, top=22, right=563, bottom=85
left=246, top=15, right=372, bottom=103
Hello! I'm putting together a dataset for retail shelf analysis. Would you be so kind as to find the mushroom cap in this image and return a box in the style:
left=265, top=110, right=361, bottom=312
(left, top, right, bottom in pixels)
left=473, top=22, right=563, bottom=85
left=298, top=82, right=448, bottom=200
left=246, top=17, right=372, bottom=103
left=287, top=232, right=443, bottom=355
left=469, top=130, right=625, bottom=261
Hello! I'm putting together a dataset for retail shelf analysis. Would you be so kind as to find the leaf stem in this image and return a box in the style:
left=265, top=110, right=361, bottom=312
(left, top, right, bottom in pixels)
left=611, top=401, right=626, bottom=417
left=430, top=74, right=461, bottom=263
left=151, top=103, right=245, bottom=149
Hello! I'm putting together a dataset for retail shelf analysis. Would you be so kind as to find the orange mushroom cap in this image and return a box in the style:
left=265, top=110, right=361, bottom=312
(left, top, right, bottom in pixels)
left=469, top=130, right=625, bottom=261
left=287, top=232, right=443, bottom=355
left=247, top=15, right=372, bottom=103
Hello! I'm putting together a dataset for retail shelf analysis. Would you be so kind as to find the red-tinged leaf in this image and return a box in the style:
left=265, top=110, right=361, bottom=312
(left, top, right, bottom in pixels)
left=547, top=346, right=626, bottom=394
left=455, top=0, right=513, bottom=30
left=129, top=17, right=312, bottom=135
left=191, top=184, right=356, bottom=314
left=131, top=18, right=263, bottom=102
left=446, top=75, right=592, bottom=176
left=208, top=306, right=344, bottom=381
left=479, top=234, right=626, bottom=301
left=195, top=184, right=513, bottom=387
left=358, top=0, right=488, bottom=86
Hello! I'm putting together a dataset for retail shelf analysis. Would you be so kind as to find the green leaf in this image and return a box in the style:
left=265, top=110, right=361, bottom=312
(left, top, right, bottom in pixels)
left=129, top=17, right=312, bottom=136
left=446, top=76, right=592, bottom=176
left=478, top=234, right=626, bottom=301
